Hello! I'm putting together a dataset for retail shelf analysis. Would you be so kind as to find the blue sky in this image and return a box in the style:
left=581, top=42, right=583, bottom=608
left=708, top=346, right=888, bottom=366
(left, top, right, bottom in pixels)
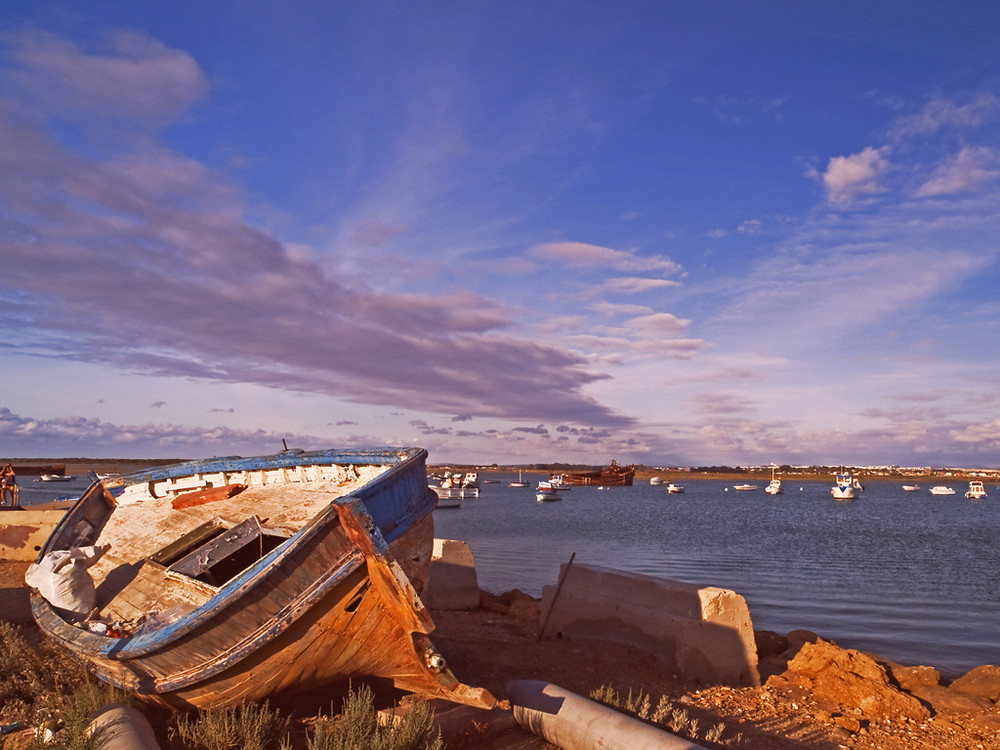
left=2, top=1, right=1000, bottom=467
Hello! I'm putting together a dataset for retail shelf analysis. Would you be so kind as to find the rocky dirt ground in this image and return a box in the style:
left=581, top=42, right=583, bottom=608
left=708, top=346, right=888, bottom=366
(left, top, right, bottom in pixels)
left=4, top=566, right=999, bottom=749
left=428, top=590, right=1000, bottom=750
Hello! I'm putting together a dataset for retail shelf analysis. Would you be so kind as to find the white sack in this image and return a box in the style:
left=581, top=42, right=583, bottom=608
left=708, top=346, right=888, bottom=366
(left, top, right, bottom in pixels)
left=25, top=544, right=111, bottom=618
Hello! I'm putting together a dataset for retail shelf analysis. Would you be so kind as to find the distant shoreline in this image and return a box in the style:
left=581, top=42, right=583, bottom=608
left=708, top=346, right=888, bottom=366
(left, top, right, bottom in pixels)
left=2, top=458, right=996, bottom=486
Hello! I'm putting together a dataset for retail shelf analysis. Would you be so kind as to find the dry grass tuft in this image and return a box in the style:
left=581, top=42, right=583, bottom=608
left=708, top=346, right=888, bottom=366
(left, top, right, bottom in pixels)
left=307, top=684, right=442, bottom=750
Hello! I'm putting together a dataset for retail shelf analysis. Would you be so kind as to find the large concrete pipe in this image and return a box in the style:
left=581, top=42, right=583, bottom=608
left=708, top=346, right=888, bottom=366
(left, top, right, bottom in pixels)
left=86, top=704, right=160, bottom=750
left=507, top=680, right=705, bottom=750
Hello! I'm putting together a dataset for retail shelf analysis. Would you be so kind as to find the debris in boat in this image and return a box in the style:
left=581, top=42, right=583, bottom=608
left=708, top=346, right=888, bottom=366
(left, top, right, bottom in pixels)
left=25, top=544, right=110, bottom=620
left=171, top=483, right=246, bottom=510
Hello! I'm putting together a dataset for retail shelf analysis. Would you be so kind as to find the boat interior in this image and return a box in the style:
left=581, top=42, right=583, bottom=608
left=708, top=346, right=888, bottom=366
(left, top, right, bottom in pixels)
left=60, top=464, right=388, bottom=626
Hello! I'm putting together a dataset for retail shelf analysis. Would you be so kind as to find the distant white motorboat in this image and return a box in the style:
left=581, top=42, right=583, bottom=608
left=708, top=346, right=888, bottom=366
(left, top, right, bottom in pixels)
left=650, top=477, right=663, bottom=486
left=430, top=474, right=478, bottom=502
left=549, top=475, right=571, bottom=491
left=764, top=466, right=783, bottom=495
left=431, top=487, right=463, bottom=509
left=666, top=483, right=684, bottom=493
left=902, top=484, right=920, bottom=492
left=38, top=474, right=74, bottom=482
left=929, top=486, right=955, bottom=496
left=965, top=481, right=987, bottom=499
left=733, top=484, right=757, bottom=491
left=831, top=469, right=862, bottom=500
left=536, top=485, right=560, bottom=502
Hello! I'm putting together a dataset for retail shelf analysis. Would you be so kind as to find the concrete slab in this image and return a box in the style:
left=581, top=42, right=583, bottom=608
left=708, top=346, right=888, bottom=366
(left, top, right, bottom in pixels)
left=423, top=538, right=481, bottom=610
left=540, top=563, right=759, bottom=687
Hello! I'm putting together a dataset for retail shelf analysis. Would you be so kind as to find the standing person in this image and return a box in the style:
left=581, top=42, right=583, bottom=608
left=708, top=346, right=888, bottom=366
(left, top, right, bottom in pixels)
left=0, top=464, right=16, bottom=506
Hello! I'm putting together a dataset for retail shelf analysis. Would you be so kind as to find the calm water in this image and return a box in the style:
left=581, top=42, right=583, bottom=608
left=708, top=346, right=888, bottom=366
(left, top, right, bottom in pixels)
left=433, top=475, right=1000, bottom=679
left=15, top=474, right=92, bottom=507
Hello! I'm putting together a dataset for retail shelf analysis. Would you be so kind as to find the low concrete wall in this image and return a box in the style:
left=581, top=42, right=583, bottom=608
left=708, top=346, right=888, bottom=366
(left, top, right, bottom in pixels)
left=540, top=563, right=759, bottom=687
left=422, top=538, right=481, bottom=610
left=0, top=508, right=67, bottom=561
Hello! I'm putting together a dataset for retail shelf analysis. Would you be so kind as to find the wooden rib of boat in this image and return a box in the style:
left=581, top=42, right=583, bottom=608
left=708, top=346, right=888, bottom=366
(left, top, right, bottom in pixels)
left=29, top=447, right=494, bottom=711
left=556, top=460, right=635, bottom=486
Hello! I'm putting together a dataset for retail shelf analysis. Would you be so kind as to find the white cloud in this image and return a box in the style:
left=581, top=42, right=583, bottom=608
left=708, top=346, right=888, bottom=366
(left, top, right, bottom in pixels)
left=589, top=302, right=653, bottom=317
left=530, top=241, right=681, bottom=276
left=949, top=419, right=1000, bottom=446
left=817, top=146, right=890, bottom=205
left=738, top=219, right=762, bottom=235
left=891, top=92, right=1000, bottom=139
left=628, top=312, right=691, bottom=336
left=915, top=146, right=1000, bottom=197
left=4, top=29, right=208, bottom=123
left=600, top=277, right=682, bottom=294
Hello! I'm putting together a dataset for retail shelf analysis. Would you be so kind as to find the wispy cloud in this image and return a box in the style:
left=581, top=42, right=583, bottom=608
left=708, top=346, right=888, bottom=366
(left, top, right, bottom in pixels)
left=914, top=146, right=1000, bottom=197
left=599, top=277, right=682, bottom=295
left=0, top=29, right=632, bottom=430
left=4, top=29, right=208, bottom=124
left=0, top=406, right=306, bottom=455
left=890, top=92, right=1000, bottom=140
left=529, top=241, right=681, bottom=276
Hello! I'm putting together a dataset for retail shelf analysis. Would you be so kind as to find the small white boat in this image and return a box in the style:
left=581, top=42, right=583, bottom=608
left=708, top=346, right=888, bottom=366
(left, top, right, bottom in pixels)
left=548, top=475, right=572, bottom=491
left=536, top=486, right=560, bottom=502
left=650, top=477, right=663, bottom=486
left=831, top=469, right=862, bottom=500
left=764, top=466, right=783, bottom=495
left=666, top=483, right=684, bottom=493
left=38, top=474, right=75, bottom=482
left=733, top=484, right=757, bottom=491
left=929, top=486, right=955, bottom=496
left=902, top=484, right=920, bottom=492
left=432, top=473, right=479, bottom=499
left=430, top=486, right=463, bottom=509
left=508, top=469, right=528, bottom=488
left=965, top=481, right=987, bottom=499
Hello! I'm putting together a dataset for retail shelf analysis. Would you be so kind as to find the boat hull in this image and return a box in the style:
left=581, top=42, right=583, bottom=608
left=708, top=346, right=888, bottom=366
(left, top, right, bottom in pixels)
left=30, top=448, right=493, bottom=711
left=557, top=461, right=635, bottom=487
left=831, top=487, right=859, bottom=500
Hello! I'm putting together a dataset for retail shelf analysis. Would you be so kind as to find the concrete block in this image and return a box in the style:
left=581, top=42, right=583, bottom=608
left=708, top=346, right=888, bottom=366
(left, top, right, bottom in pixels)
left=540, top=563, right=759, bottom=687
left=0, top=509, right=67, bottom=561
left=423, top=538, right=481, bottom=610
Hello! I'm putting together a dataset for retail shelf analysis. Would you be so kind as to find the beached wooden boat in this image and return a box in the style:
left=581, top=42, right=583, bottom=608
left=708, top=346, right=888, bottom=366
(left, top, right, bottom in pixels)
left=557, top=460, right=635, bottom=486
left=29, top=447, right=494, bottom=711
